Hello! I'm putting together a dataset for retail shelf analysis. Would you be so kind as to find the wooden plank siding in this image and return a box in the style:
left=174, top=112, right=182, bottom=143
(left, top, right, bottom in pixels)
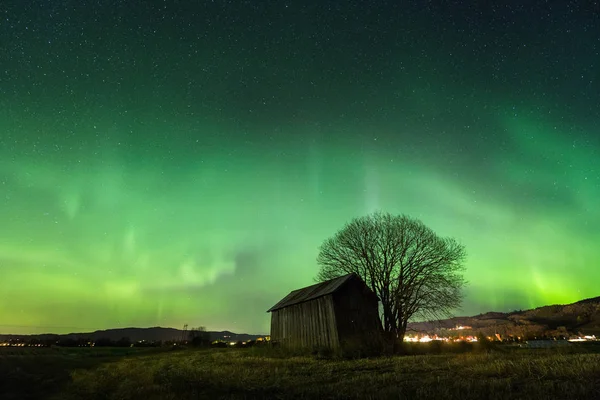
left=332, top=278, right=382, bottom=348
left=270, top=295, right=339, bottom=349
left=268, top=273, right=381, bottom=351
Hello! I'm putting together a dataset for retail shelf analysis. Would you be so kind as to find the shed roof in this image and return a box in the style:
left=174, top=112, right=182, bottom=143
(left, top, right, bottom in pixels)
left=267, top=273, right=373, bottom=312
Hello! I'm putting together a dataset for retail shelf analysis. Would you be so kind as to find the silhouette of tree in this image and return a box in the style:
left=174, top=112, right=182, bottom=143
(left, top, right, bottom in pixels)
left=317, top=212, right=466, bottom=344
left=189, top=326, right=211, bottom=347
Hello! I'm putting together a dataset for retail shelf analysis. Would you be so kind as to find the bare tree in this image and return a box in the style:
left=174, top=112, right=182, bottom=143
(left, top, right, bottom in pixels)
left=317, top=212, right=466, bottom=344
left=189, top=326, right=211, bottom=347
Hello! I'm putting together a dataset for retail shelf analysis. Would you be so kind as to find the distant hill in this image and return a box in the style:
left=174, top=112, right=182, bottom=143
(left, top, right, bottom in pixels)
left=407, top=296, right=600, bottom=338
left=0, top=327, right=266, bottom=343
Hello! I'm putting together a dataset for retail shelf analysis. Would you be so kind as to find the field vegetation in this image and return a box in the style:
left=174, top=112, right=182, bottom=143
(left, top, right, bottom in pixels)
left=2, top=343, right=600, bottom=400
left=0, top=346, right=160, bottom=400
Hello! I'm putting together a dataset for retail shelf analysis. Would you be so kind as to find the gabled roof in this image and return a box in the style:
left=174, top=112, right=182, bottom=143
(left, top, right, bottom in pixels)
left=267, top=273, right=370, bottom=312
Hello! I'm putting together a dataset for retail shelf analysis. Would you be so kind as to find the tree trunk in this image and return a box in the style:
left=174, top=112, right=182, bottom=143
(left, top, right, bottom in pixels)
left=397, top=320, right=408, bottom=343
left=383, top=330, right=397, bottom=355
left=382, top=302, right=393, bottom=333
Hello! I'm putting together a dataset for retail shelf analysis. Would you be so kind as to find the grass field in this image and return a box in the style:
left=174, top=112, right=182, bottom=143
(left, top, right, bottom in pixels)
left=2, top=344, right=600, bottom=400
left=0, top=346, right=160, bottom=400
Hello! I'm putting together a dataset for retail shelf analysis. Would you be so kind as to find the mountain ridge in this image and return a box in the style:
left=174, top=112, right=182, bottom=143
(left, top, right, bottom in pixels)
left=408, top=295, right=600, bottom=338
left=3, top=296, right=599, bottom=342
left=0, top=327, right=266, bottom=343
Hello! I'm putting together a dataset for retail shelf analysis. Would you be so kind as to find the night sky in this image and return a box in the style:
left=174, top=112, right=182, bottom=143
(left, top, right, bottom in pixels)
left=1, top=1, right=599, bottom=335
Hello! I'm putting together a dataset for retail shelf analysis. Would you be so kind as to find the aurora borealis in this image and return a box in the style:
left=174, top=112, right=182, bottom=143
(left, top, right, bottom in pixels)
left=1, top=1, right=599, bottom=335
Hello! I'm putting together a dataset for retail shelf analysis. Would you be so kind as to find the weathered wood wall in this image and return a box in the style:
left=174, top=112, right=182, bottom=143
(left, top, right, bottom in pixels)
left=332, top=278, right=383, bottom=348
left=270, top=295, right=340, bottom=349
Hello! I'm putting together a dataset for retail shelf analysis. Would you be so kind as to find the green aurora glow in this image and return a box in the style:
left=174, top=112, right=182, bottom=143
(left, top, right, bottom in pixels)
left=1, top=1, right=599, bottom=334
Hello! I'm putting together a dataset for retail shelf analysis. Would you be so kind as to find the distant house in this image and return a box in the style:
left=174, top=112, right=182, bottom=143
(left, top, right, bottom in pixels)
left=267, top=273, right=382, bottom=350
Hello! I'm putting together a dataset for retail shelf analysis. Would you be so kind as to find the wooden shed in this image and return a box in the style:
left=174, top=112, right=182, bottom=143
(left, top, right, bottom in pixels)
left=267, top=273, right=382, bottom=350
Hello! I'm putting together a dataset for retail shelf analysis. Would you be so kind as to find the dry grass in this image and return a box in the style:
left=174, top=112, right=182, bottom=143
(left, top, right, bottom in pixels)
left=0, top=346, right=159, bottom=400
left=57, top=346, right=600, bottom=400
left=2, top=345, right=599, bottom=399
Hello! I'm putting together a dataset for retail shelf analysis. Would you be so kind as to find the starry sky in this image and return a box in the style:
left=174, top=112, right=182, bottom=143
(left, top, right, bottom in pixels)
left=1, top=1, right=599, bottom=335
